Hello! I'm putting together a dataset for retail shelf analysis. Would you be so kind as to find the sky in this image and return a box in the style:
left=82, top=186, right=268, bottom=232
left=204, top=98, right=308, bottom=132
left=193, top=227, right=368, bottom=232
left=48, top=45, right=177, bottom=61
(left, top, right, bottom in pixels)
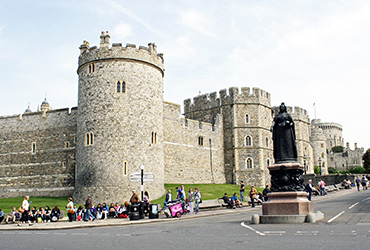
left=0, top=0, right=369, bottom=150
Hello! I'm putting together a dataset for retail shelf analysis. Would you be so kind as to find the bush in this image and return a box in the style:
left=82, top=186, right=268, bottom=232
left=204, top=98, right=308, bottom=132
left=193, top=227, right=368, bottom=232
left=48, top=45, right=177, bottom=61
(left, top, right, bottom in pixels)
left=314, top=165, right=321, bottom=174
left=340, top=170, right=349, bottom=174
left=328, top=167, right=338, bottom=174
left=349, top=166, right=366, bottom=174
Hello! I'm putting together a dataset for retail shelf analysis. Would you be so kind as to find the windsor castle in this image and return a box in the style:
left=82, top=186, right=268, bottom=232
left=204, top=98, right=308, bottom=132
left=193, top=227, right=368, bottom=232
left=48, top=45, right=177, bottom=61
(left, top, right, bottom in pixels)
left=0, top=32, right=363, bottom=203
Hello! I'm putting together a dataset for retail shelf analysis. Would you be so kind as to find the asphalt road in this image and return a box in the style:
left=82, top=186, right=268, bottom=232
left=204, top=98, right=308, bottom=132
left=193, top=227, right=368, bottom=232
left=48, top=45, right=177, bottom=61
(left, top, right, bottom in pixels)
left=1, top=190, right=369, bottom=250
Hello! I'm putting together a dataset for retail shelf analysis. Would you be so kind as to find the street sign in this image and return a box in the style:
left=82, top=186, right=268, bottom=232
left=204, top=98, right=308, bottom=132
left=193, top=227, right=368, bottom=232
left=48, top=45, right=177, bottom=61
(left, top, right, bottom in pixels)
left=130, top=172, right=154, bottom=183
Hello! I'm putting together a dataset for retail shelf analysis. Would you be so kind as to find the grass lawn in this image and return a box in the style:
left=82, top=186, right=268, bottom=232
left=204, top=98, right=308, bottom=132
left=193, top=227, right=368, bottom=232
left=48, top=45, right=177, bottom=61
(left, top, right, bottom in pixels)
left=0, top=196, right=79, bottom=214
left=0, top=184, right=263, bottom=213
left=151, top=183, right=263, bottom=205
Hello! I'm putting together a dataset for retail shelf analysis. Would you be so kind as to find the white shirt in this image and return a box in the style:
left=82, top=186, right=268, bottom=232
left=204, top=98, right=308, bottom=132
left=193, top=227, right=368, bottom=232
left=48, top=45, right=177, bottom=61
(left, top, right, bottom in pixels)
left=22, top=199, right=29, bottom=211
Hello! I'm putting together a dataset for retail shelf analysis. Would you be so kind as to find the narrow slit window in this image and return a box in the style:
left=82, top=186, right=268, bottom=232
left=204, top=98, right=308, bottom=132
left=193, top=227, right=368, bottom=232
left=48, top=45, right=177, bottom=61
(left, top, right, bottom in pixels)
left=32, top=142, right=36, bottom=154
left=198, top=136, right=204, bottom=146
left=123, top=161, right=128, bottom=176
left=117, top=81, right=121, bottom=93
left=122, top=81, right=126, bottom=93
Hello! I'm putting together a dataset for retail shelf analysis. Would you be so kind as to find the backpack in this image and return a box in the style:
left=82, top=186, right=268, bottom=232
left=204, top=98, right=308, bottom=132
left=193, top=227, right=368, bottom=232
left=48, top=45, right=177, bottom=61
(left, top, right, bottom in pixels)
left=362, top=178, right=366, bottom=184
left=305, top=184, right=310, bottom=192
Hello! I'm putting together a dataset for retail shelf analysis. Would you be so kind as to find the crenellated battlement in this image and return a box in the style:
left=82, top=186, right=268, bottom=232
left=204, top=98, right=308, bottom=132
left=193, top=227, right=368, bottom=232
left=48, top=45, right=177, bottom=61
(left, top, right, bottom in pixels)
left=78, top=31, right=164, bottom=73
left=272, top=105, right=310, bottom=122
left=0, top=107, right=78, bottom=125
left=184, top=87, right=271, bottom=113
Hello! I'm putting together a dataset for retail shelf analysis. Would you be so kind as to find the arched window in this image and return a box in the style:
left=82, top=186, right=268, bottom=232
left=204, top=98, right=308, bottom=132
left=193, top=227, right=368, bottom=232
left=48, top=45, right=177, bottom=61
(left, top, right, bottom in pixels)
left=117, top=82, right=121, bottom=93
left=151, top=132, right=157, bottom=144
left=246, top=158, right=253, bottom=169
left=122, top=81, right=126, bottom=93
left=198, top=136, right=204, bottom=146
left=245, top=136, right=252, bottom=146
left=245, top=114, right=250, bottom=124
left=85, top=132, right=94, bottom=146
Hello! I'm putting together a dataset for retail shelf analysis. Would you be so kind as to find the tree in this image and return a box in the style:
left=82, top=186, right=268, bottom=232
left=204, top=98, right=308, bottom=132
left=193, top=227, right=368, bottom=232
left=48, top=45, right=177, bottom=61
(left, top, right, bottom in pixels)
left=349, top=166, right=366, bottom=174
left=363, top=148, right=370, bottom=173
left=332, top=146, right=344, bottom=153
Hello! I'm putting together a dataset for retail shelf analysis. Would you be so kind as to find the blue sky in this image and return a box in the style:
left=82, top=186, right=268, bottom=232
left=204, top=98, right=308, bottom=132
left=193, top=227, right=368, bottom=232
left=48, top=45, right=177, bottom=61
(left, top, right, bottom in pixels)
left=1, top=0, right=369, bottom=150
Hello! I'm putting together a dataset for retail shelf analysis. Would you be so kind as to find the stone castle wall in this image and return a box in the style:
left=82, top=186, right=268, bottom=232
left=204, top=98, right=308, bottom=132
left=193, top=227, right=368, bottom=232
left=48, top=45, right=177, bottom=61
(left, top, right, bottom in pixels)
left=0, top=108, right=77, bottom=198
left=74, top=32, right=165, bottom=204
left=184, top=87, right=272, bottom=186
left=163, top=102, right=226, bottom=184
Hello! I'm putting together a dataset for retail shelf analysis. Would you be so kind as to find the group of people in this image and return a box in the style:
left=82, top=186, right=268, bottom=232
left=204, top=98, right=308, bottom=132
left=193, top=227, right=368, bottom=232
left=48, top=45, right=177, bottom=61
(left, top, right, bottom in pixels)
left=164, top=185, right=202, bottom=214
left=355, top=175, right=368, bottom=191
left=0, top=196, right=63, bottom=226
left=220, top=182, right=270, bottom=209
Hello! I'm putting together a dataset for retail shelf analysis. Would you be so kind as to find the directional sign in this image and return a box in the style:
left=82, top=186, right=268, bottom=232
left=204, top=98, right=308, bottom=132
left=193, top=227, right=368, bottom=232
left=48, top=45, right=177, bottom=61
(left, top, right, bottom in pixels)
left=130, top=172, right=154, bottom=183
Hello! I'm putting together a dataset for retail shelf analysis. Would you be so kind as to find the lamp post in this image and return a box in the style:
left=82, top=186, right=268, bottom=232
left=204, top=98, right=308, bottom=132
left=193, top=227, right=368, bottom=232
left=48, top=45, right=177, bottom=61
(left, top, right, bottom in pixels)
left=318, top=157, right=322, bottom=176
left=303, top=155, right=307, bottom=174
left=140, top=164, right=144, bottom=201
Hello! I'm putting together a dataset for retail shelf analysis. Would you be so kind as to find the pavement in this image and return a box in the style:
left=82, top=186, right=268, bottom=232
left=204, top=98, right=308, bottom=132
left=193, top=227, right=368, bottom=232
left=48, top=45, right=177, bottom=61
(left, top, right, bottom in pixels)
left=0, top=187, right=357, bottom=231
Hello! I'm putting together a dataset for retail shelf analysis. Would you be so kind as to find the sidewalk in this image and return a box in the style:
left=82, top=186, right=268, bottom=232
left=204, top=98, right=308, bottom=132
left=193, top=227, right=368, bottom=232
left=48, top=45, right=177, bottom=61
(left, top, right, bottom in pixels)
left=0, top=187, right=357, bottom=231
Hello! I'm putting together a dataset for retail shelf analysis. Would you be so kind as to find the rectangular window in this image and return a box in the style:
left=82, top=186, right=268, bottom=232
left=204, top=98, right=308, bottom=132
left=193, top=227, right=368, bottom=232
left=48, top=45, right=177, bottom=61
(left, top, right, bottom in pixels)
left=65, top=142, right=70, bottom=149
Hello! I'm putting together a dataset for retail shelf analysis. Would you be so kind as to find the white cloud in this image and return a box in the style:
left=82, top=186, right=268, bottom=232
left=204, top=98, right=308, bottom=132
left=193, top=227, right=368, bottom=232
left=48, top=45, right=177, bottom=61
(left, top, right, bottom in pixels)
left=113, top=22, right=133, bottom=41
left=179, top=9, right=215, bottom=37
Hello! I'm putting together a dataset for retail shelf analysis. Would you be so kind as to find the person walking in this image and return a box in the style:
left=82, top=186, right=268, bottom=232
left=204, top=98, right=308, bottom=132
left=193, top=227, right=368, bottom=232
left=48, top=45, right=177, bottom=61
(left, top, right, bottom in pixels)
left=188, top=188, right=194, bottom=214
left=355, top=176, right=361, bottom=191
left=306, top=179, right=313, bottom=201
left=17, top=196, right=33, bottom=226
left=262, top=185, right=270, bottom=202
left=84, top=195, right=95, bottom=221
left=194, top=187, right=201, bottom=214
left=66, top=197, right=74, bottom=222
left=164, top=190, right=172, bottom=206
left=239, top=181, right=245, bottom=202
left=319, top=179, right=326, bottom=196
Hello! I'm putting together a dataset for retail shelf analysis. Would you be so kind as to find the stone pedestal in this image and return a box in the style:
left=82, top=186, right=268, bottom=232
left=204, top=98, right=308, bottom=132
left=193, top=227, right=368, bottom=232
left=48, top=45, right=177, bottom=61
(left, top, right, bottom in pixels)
left=262, top=191, right=313, bottom=215
left=256, top=162, right=322, bottom=224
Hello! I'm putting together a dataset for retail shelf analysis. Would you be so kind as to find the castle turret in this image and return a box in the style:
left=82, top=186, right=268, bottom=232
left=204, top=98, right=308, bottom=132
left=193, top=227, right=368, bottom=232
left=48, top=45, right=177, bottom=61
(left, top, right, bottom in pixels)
left=74, top=32, right=165, bottom=203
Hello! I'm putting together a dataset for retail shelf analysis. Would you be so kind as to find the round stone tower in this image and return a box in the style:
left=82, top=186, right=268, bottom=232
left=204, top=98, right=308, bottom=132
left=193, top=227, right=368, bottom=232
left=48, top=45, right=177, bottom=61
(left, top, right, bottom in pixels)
left=73, top=31, right=165, bottom=204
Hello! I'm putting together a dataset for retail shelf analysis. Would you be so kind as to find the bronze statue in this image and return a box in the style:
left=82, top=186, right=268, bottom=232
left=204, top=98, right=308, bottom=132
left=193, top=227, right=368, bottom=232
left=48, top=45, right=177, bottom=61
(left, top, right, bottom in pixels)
left=270, top=103, right=304, bottom=192
left=272, top=102, right=297, bottom=163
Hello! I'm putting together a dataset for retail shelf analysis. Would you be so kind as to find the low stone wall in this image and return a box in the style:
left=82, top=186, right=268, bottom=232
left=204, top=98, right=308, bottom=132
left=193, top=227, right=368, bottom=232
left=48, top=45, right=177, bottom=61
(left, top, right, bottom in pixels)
left=302, top=174, right=355, bottom=186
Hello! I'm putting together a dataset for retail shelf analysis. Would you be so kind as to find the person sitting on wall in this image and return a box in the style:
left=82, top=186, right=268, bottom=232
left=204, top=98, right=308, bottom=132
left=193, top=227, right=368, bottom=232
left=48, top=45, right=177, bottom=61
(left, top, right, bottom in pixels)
left=249, top=186, right=258, bottom=208
left=51, top=206, right=61, bottom=221
left=116, top=204, right=127, bottom=218
left=29, top=206, right=37, bottom=223
left=108, top=203, right=116, bottom=218
left=5, top=207, right=19, bottom=224
left=0, top=208, right=4, bottom=224
left=101, top=202, right=108, bottom=219
left=221, top=193, right=235, bottom=209
left=37, top=207, right=47, bottom=223
left=256, top=192, right=264, bottom=204
left=231, top=193, right=242, bottom=208
left=44, top=206, right=51, bottom=222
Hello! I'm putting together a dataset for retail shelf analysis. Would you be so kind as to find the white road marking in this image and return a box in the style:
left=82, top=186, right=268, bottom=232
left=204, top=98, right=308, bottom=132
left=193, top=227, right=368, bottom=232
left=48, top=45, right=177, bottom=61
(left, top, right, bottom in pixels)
left=327, top=211, right=345, bottom=223
left=53, top=232, right=66, bottom=235
left=349, top=202, right=359, bottom=209
left=72, top=233, right=87, bottom=236
left=263, top=231, right=285, bottom=235
left=295, top=231, right=318, bottom=235
left=361, top=197, right=370, bottom=202
left=35, top=233, right=49, bottom=235
left=2, top=232, right=15, bottom=234
left=241, top=222, right=266, bottom=236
